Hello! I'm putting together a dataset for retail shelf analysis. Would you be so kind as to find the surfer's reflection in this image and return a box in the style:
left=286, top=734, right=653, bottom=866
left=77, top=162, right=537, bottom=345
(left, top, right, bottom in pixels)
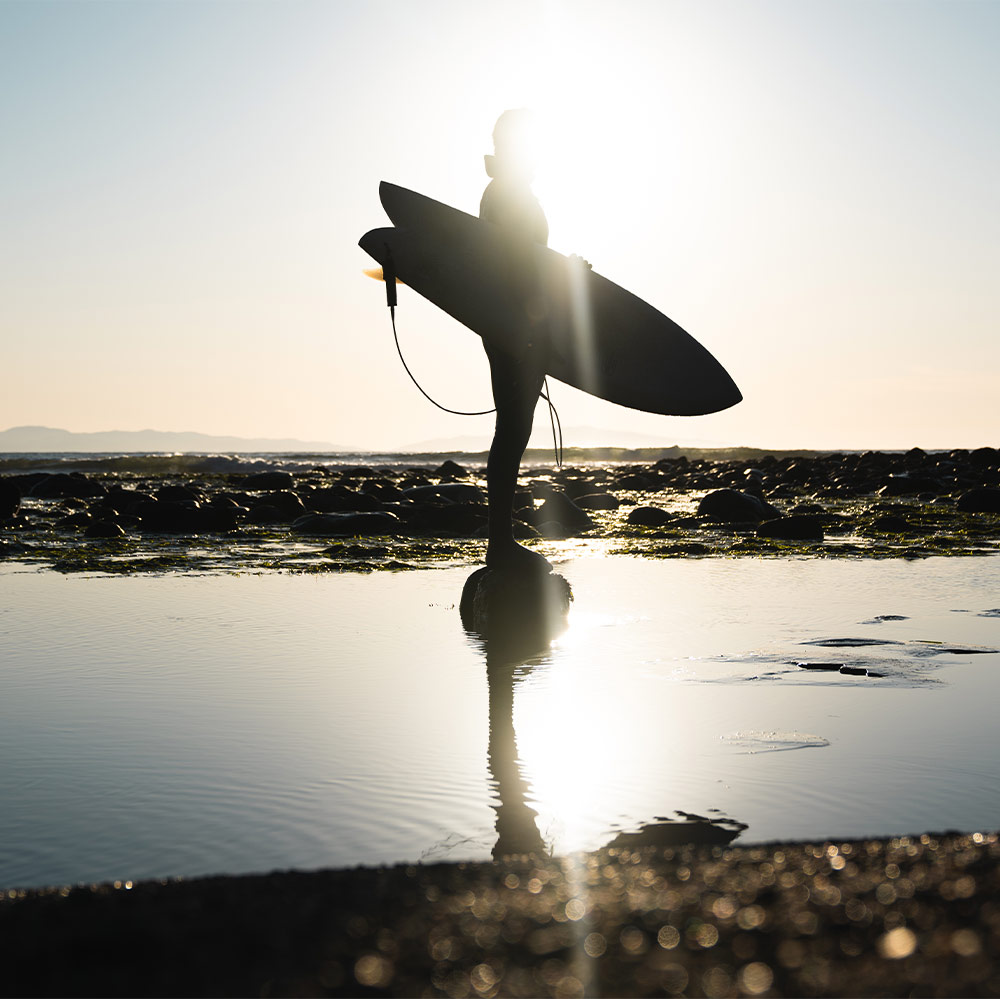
left=461, top=566, right=572, bottom=858
left=461, top=568, right=748, bottom=858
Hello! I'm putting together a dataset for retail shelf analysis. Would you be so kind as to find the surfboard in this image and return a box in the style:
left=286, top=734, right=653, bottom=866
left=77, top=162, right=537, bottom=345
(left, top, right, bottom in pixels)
left=359, top=182, right=741, bottom=417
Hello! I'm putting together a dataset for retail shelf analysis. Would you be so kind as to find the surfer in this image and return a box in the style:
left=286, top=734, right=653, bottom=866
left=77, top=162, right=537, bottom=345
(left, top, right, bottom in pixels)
left=479, top=110, right=552, bottom=573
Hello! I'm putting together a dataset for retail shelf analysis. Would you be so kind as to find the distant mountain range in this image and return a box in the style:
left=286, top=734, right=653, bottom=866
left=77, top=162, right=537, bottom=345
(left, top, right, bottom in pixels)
left=1, top=424, right=716, bottom=454
left=0, top=426, right=348, bottom=453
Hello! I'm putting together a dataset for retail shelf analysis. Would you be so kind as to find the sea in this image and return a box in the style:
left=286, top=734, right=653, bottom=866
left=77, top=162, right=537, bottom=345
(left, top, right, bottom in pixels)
left=1, top=451, right=998, bottom=891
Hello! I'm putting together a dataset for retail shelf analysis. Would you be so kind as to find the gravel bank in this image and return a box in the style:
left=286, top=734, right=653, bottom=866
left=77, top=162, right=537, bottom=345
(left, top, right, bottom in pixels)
left=3, top=831, right=998, bottom=997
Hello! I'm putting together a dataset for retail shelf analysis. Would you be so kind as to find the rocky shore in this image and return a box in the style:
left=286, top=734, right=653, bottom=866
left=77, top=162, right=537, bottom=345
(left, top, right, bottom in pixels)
left=2, top=831, right=997, bottom=997
left=1, top=447, right=998, bottom=573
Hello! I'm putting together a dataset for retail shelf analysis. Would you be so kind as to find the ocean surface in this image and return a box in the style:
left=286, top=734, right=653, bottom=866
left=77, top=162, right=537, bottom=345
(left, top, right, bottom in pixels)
left=2, top=554, right=999, bottom=891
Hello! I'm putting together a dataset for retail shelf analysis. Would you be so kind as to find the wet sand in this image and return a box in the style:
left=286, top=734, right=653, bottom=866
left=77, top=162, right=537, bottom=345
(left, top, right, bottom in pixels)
left=2, top=832, right=997, bottom=997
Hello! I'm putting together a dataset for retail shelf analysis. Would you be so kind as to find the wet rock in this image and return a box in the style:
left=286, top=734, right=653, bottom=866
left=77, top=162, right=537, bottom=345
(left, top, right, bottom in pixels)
left=879, top=475, right=941, bottom=497
left=796, top=661, right=845, bottom=671
left=574, top=492, right=620, bottom=510
left=403, top=483, right=484, bottom=504
left=258, top=490, right=307, bottom=519
left=627, top=506, right=674, bottom=528
left=460, top=566, right=571, bottom=644
left=245, top=505, right=285, bottom=525
left=156, top=484, right=202, bottom=504
left=956, top=487, right=1000, bottom=513
left=614, top=472, right=659, bottom=491
left=0, top=478, right=20, bottom=521
left=400, top=503, right=488, bottom=536
left=697, top=489, right=778, bottom=523
left=435, top=459, right=467, bottom=478
left=756, top=515, right=825, bottom=541
left=29, top=473, right=106, bottom=500
left=309, top=486, right=382, bottom=513
left=360, top=480, right=405, bottom=502
left=136, top=501, right=202, bottom=534
left=56, top=511, right=93, bottom=529
left=242, top=471, right=294, bottom=491
left=290, top=512, right=402, bottom=536
left=527, top=491, right=594, bottom=532
left=85, top=520, right=126, bottom=539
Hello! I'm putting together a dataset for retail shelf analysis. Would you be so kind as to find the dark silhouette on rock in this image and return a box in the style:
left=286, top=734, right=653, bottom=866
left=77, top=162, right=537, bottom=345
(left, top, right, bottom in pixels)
left=479, top=110, right=554, bottom=574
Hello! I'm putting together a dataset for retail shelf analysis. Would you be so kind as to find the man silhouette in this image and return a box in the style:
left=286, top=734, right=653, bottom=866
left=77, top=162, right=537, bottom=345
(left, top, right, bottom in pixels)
left=479, top=110, right=553, bottom=572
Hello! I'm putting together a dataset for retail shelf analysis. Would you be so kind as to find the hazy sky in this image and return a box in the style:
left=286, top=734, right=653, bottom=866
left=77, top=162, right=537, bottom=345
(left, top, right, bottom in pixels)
left=2, top=0, right=997, bottom=450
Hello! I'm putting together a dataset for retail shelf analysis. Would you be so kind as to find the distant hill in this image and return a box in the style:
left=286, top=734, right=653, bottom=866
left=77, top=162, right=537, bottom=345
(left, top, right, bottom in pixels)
left=0, top=426, right=348, bottom=453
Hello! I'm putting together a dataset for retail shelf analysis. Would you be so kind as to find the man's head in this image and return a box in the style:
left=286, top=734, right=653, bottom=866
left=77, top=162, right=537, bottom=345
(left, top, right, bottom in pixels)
left=485, top=108, right=539, bottom=182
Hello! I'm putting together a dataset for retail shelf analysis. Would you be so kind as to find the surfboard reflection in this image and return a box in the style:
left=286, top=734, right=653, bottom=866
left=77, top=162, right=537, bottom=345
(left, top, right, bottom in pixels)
left=461, top=569, right=748, bottom=859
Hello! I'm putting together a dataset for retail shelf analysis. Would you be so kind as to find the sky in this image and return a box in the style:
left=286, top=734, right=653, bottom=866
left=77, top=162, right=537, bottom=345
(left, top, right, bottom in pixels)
left=2, top=0, right=997, bottom=451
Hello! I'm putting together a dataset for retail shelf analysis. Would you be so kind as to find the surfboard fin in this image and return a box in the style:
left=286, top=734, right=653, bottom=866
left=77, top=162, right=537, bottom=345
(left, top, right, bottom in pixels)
left=363, top=267, right=403, bottom=285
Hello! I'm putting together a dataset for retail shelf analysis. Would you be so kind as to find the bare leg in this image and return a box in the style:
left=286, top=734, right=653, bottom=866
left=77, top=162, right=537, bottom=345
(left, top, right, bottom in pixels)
left=484, top=342, right=551, bottom=572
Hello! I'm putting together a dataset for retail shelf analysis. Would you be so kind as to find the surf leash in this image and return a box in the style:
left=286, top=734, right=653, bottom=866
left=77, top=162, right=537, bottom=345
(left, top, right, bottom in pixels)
left=380, top=243, right=563, bottom=463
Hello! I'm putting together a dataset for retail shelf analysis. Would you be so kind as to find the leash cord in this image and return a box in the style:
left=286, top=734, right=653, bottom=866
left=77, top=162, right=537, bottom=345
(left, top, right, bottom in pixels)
left=390, top=305, right=563, bottom=465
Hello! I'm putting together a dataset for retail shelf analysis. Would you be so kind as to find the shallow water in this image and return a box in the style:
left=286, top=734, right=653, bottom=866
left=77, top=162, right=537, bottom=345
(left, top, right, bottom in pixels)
left=1, top=556, right=999, bottom=890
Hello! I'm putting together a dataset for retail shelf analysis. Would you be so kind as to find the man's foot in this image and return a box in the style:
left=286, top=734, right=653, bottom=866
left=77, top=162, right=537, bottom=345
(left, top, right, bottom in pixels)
left=485, top=541, right=552, bottom=574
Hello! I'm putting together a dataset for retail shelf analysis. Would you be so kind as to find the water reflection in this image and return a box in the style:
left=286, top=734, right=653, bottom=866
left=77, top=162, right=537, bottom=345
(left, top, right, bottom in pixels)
left=461, top=568, right=747, bottom=858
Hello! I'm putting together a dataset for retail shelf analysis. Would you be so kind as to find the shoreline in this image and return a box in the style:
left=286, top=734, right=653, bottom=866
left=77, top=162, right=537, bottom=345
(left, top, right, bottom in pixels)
left=3, top=830, right=997, bottom=997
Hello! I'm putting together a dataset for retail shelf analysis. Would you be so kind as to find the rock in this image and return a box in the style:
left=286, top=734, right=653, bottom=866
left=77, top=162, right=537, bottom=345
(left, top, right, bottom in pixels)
left=615, top=472, right=658, bottom=491
left=878, top=475, right=941, bottom=497
left=0, top=478, right=21, bottom=521
left=56, top=511, right=93, bottom=529
left=574, top=492, right=621, bottom=510
left=756, top=515, right=825, bottom=541
left=290, top=512, right=402, bottom=537
left=460, top=566, right=572, bottom=646
left=697, top=489, right=778, bottom=523
left=527, top=492, right=594, bottom=531
left=29, top=473, right=106, bottom=500
left=435, top=459, right=467, bottom=478
left=956, top=488, right=1000, bottom=513
left=309, top=486, right=382, bottom=513
left=400, top=503, right=488, bottom=536
left=136, top=500, right=202, bottom=534
left=85, top=520, right=126, bottom=539
left=242, top=471, right=294, bottom=491
left=156, top=484, right=202, bottom=503
left=247, top=503, right=286, bottom=525
left=403, top=483, right=484, bottom=504
left=258, top=490, right=307, bottom=518
left=627, top=506, right=674, bottom=527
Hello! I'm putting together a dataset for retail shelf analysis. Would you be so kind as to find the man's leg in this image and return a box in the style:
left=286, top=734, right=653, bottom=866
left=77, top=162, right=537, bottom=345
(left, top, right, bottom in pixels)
left=484, top=344, right=549, bottom=570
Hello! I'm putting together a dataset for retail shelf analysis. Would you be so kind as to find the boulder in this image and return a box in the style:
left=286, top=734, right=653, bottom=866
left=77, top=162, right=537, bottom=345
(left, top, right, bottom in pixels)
left=697, top=489, right=778, bottom=523
left=85, top=520, right=126, bottom=539
left=957, top=488, right=1000, bottom=513
left=527, top=492, right=594, bottom=531
left=258, top=490, right=307, bottom=518
left=242, top=471, right=294, bottom=491
left=574, top=492, right=621, bottom=510
left=756, top=515, right=825, bottom=541
left=0, top=478, right=21, bottom=521
left=29, top=473, right=106, bottom=500
left=460, top=566, right=572, bottom=647
left=627, top=506, right=674, bottom=528
left=403, top=483, right=484, bottom=504
left=309, top=487, right=382, bottom=513
left=435, top=459, right=468, bottom=478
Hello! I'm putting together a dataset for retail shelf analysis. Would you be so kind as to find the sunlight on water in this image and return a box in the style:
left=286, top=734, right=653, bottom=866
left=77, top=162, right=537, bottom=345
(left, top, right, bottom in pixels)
left=1, top=556, right=999, bottom=889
